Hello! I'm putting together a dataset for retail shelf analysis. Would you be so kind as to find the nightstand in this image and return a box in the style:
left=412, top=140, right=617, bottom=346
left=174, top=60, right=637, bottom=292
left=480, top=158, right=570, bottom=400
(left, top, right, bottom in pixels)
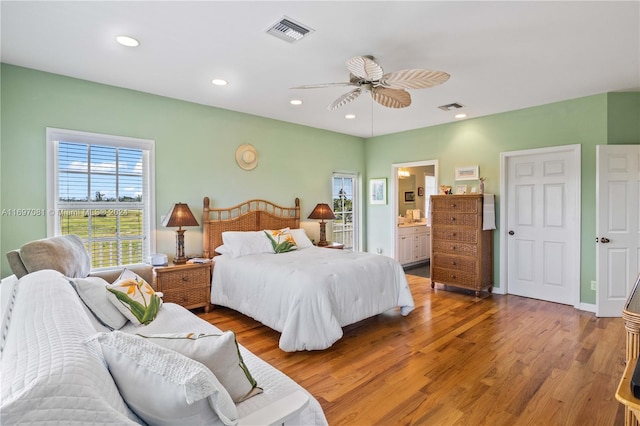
left=153, top=262, right=212, bottom=312
left=320, top=242, right=344, bottom=250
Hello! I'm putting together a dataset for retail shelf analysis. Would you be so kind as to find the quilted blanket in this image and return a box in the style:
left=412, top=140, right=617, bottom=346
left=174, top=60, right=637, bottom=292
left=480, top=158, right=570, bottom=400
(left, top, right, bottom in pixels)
left=211, top=247, right=415, bottom=352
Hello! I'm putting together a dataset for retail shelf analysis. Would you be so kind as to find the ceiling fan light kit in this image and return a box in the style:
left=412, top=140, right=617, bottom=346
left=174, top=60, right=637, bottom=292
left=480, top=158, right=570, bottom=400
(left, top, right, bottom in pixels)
left=292, top=55, right=450, bottom=110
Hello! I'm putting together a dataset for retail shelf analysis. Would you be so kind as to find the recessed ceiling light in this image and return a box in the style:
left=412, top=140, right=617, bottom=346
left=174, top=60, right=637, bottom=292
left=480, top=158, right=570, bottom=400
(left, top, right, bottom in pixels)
left=454, top=113, right=467, bottom=119
left=345, top=114, right=356, bottom=119
left=290, top=99, right=303, bottom=105
left=211, top=79, right=228, bottom=86
left=116, top=35, right=139, bottom=47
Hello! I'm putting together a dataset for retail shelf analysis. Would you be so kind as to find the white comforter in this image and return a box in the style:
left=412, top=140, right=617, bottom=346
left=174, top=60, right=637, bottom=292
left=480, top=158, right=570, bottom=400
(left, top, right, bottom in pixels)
left=211, top=247, right=415, bottom=352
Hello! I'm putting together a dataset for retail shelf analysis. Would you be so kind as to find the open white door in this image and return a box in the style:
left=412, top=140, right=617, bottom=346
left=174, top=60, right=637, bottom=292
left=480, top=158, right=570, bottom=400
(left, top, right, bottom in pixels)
left=596, top=145, right=640, bottom=317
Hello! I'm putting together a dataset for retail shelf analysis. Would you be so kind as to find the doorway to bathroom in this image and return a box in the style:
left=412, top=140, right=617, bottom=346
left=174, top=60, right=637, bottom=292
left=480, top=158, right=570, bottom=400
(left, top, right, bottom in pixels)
left=392, top=160, right=438, bottom=272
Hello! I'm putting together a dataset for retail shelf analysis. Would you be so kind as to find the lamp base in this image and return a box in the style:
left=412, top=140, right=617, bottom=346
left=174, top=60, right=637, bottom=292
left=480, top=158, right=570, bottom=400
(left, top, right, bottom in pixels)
left=317, top=221, right=329, bottom=246
left=174, top=229, right=187, bottom=265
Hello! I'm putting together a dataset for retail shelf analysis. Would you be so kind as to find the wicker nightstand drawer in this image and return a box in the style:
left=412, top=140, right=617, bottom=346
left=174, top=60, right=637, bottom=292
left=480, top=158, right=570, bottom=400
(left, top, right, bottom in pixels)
left=154, top=263, right=212, bottom=312
left=162, top=286, right=210, bottom=308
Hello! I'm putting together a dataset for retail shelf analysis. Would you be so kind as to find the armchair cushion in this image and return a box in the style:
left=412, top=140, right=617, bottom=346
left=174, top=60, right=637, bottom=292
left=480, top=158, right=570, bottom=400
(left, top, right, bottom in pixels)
left=7, top=235, right=90, bottom=278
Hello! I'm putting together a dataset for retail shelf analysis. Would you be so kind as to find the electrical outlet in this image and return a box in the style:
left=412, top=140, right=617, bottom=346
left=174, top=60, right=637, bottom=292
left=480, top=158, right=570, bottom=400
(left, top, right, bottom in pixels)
left=376, top=248, right=382, bottom=254
left=591, top=280, right=597, bottom=291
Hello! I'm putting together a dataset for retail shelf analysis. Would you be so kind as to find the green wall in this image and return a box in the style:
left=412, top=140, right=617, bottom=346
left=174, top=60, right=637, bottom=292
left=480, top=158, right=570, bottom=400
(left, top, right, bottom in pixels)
left=365, top=92, right=640, bottom=305
left=2, top=63, right=638, bottom=306
left=0, top=64, right=365, bottom=276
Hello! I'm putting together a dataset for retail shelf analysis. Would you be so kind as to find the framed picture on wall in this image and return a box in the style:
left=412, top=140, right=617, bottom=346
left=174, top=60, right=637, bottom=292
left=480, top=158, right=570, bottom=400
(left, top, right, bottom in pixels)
left=404, top=191, right=415, bottom=202
left=369, top=178, right=387, bottom=205
left=417, top=187, right=424, bottom=197
left=455, top=165, right=479, bottom=181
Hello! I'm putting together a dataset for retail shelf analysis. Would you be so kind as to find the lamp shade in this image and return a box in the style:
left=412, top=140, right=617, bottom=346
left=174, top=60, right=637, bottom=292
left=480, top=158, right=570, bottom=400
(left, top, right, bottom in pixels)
left=162, top=203, right=199, bottom=228
left=308, top=203, right=336, bottom=220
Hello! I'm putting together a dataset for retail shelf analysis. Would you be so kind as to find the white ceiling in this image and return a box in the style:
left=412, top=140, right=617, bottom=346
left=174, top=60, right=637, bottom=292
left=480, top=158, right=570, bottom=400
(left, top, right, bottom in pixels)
left=2, top=1, right=639, bottom=138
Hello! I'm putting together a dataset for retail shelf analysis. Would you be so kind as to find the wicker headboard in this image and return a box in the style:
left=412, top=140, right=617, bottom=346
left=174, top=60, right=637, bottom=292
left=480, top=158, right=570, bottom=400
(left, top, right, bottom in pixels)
left=202, top=197, right=300, bottom=258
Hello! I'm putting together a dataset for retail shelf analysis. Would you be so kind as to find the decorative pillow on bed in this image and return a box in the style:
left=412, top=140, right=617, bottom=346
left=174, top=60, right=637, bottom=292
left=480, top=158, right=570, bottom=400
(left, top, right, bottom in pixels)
left=106, top=269, right=162, bottom=326
left=86, top=331, right=237, bottom=426
left=137, top=331, right=262, bottom=402
left=290, top=228, right=314, bottom=249
left=221, top=231, right=274, bottom=258
left=264, top=228, right=297, bottom=253
left=71, top=277, right=128, bottom=329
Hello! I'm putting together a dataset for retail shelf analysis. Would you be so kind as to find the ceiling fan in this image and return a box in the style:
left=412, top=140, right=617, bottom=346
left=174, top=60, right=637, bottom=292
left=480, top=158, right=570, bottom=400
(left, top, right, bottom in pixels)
left=291, top=55, right=450, bottom=110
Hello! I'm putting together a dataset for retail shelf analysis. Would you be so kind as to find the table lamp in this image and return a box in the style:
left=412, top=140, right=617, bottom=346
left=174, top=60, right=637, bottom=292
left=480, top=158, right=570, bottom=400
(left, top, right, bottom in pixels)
left=308, top=203, right=336, bottom=247
left=162, top=202, right=199, bottom=264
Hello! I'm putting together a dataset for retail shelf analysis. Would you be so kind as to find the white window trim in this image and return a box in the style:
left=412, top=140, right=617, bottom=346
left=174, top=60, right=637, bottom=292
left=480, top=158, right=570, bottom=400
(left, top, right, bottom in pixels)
left=46, top=127, right=156, bottom=268
left=332, top=172, right=359, bottom=251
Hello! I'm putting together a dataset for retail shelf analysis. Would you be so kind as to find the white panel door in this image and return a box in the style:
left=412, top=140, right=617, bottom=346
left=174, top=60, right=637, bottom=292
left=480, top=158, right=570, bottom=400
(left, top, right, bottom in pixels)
left=506, top=147, right=580, bottom=305
left=596, top=145, right=640, bottom=317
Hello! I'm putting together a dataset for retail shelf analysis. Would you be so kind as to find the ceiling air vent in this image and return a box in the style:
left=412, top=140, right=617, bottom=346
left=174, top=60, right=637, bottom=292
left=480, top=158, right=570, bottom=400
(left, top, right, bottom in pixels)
left=266, top=17, right=314, bottom=43
left=438, top=102, right=465, bottom=111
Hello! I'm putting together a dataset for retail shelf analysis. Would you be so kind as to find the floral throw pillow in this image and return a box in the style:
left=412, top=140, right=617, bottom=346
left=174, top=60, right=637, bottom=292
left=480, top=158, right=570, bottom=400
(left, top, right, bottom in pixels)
left=107, top=269, right=162, bottom=326
left=264, top=228, right=297, bottom=253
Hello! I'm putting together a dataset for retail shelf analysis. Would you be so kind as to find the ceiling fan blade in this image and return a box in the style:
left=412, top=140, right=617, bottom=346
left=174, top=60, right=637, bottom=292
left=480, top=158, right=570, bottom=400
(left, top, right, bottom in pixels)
left=291, top=82, right=356, bottom=89
left=328, top=88, right=362, bottom=110
left=371, top=87, right=411, bottom=108
left=346, top=56, right=384, bottom=81
left=381, top=69, right=450, bottom=89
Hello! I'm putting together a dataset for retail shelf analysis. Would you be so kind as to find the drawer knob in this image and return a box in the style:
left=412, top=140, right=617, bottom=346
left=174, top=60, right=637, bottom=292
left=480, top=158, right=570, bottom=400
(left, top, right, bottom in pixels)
left=451, top=217, right=456, bottom=221
left=451, top=246, right=456, bottom=250
left=451, top=204, right=456, bottom=208
left=451, top=232, right=456, bottom=237
left=451, top=261, right=456, bottom=265
left=182, top=276, right=189, bottom=282
left=450, top=274, right=456, bottom=279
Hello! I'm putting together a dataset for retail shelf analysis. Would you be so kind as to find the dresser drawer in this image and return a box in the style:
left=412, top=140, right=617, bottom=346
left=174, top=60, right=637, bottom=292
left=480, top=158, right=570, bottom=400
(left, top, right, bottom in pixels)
left=162, top=286, right=210, bottom=307
left=432, top=239, right=478, bottom=257
left=431, top=227, right=478, bottom=243
left=432, top=253, right=477, bottom=273
left=431, top=197, right=479, bottom=213
left=431, top=212, right=479, bottom=227
left=157, top=267, right=210, bottom=291
left=432, top=267, right=478, bottom=288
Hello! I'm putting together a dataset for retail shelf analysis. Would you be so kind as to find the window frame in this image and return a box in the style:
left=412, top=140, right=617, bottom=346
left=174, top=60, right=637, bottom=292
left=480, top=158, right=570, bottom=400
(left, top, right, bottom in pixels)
left=331, top=172, right=359, bottom=251
left=46, top=127, right=156, bottom=270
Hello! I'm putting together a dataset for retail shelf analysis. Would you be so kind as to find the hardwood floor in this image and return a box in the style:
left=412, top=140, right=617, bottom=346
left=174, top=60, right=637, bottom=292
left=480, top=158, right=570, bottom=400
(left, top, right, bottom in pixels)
left=199, top=274, right=628, bottom=425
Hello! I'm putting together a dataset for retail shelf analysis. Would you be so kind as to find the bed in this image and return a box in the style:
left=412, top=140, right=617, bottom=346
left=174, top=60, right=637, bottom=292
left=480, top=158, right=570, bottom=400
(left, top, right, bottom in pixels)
left=203, top=197, right=415, bottom=352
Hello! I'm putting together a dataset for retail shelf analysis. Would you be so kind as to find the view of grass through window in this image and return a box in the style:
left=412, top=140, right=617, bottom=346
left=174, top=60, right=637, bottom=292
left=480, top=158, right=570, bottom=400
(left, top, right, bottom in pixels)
left=57, top=141, right=147, bottom=268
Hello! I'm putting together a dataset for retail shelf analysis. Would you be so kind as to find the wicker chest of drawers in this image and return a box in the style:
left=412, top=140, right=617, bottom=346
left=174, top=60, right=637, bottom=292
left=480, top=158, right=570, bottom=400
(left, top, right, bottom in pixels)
left=429, top=194, right=493, bottom=297
left=153, top=263, right=212, bottom=312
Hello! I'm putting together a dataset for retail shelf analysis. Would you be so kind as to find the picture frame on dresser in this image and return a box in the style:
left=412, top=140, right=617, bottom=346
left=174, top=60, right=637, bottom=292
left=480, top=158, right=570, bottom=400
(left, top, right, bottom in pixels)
left=455, top=165, right=479, bottom=181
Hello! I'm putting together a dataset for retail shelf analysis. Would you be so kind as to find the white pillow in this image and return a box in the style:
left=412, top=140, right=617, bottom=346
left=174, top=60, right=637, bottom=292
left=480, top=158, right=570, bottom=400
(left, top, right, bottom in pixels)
left=221, top=231, right=274, bottom=258
left=107, top=268, right=162, bottom=326
left=72, top=277, right=128, bottom=329
left=290, top=228, right=314, bottom=249
left=86, top=331, right=237, bottom=426
left=214, top=245, right=229, bottom=255
left=137, top=331, right=262, bottom=402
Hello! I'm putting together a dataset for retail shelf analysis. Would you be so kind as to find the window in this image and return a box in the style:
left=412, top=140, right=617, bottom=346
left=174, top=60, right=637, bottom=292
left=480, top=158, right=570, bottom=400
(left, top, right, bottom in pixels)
left=46, top=128, right=155, bottom=269
left=332, top=173, right=358, bottom=250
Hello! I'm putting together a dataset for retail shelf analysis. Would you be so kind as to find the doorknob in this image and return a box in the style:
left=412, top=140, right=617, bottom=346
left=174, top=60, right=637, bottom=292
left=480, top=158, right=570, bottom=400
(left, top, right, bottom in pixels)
left=508, top=230, right=515, bottom=235
left=600, top=237, right=611, bottom=243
